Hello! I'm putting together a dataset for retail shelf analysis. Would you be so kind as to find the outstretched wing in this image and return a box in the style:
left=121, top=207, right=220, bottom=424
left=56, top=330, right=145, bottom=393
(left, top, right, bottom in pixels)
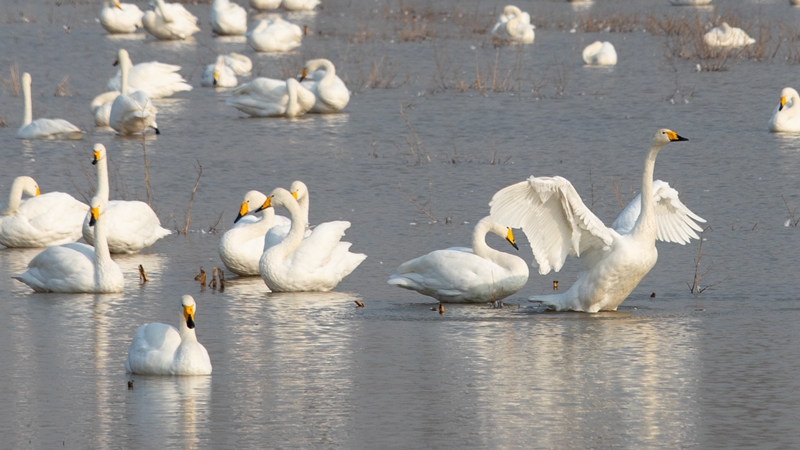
left=489, top=176, right=618, bottom=275
left=611, top=180, right=706, bottom=244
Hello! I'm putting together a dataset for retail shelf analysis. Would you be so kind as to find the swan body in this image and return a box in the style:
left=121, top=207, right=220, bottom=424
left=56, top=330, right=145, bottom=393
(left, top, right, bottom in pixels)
left=221, top=53, right=252, bottom=75
left=17, top=73, right=83, bottom=140
left=125, top=295, right=212, bottom=375
left=90, top=91, right=121, bottom=127
left=142, top=0, right=200, bottom=40
left=769, top=88, right=800, bottom=132
left=251, top=0, right=281, bottom=10
left=218, top=190, right=291, bottom=276
left=491, top=5, right=534, bottom=44
left=210, top=0, right=247, bottom=36
left=489, top=129, right=705, bottom=313
left=100, top=1, right=144, bottom=34
left=109, top=50, right=158, bottom=135
left=82, top=144, right=171, bottom=254
left=388, top=217, right=529, bottom=303
left=669, top=0, right=712, bottom=5
left=793, top=0, right=800, bottom=7
left=256, top=187, right=366, bottom=292
left=201, top=56, right=238, bottom=87
left=226, top=77, right=315, bottom=117
left=107, top=50, right=192, bottom=99
left=703, top=23, right=755, bottom=48
left=583, top=41, right=617, bottom=66
left=0, top=176, right=88, bottom=248
left=13, top=197, right=124, bottom=293
left=281, top=0, right=320, bottom=11
left=300, top=59, right=350, bottom=114
left=246, top=17, right=303, bottom=53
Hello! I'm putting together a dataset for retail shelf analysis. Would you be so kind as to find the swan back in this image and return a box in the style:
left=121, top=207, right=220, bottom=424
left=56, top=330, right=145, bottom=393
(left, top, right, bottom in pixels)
left=583, top=41, right=617, bottom=66
left=300, top=59, right=350, bottom=113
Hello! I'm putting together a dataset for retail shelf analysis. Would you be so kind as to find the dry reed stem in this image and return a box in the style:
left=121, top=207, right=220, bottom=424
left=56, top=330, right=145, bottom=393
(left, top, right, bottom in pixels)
left=182, top=160, right=203, bottom=234
left=54, top=75, right=70, bottom=97
left=687, top=226, right=726, bottom=295
left=399, top=104, right=430, bottom=164
left=397, top=183, right=438, bottom=223
left=2, top=63, right=20, bottom=96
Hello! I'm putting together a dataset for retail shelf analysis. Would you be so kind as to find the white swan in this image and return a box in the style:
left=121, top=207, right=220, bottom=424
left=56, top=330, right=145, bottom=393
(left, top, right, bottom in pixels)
left=13, top=196, right=124, bottom=293
left=201, top=55, right=238, bottom=88
left=491, top=5, right=534, bottom=44
left=769, top=88, right=800, bottom=132
left=142, top=0, right=200, bottom=40
left=246, top=17, right=302, bottom=53
left=125, top=295, right=212, bottom=375
left=300, top=59, right=350, bottom=114
left=107, top=49, right=192, bottom=99
left=0, top=176, right=88, bottom=248
left=17, top=73, right=83, bottom=140
left=669, top=0, right=712, bottom=5
left=703, top=22, right=755, bottom=48
left=100, top=1, right=144, bottom=34
left=226, top=77, right=315, bottom=118
left=210, top=0, right=247, bottom=36
left=281, top=0, right=320, bottom=11
left=218, top=190, right=291, bottom=276
left=388, top=217, right=529, bottom=303
left=109, top=50, right=159, bottom=135
left=82, top=144, right=171, bottom=254
left=90, top=91, right=121, bottom=127
left=489, top=129, right=706, bottom=313
left=583, top=41, right=617, bottom=66
left=221, top=53, right=252, bottom=75
left=256, top=188, right=366, bottom=292
left=250, top=0, right=281, bottom=11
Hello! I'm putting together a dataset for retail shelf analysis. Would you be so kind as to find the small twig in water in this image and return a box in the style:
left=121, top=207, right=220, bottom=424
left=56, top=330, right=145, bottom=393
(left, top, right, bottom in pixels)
left=181, top=160, right=203, bottom=234
left=781, top=195, right=800, bottom=227
left=397, top=183, right=438, bottom=223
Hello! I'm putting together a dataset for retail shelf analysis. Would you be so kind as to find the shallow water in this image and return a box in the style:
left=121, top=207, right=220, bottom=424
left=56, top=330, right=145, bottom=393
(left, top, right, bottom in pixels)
left=1, top=0, right=800, bottom=447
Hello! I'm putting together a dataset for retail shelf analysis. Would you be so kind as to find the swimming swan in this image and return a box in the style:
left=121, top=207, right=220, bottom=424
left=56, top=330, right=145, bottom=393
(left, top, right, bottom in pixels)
left=13, top=196, right=124, bottom=293
left=125, top=295, right=212, bottom=375
left=226, top=77, right=315, bottom=118
left=769, top=87, right=800, bottom=133
left=388, top=216, right=529, bottom=303
left=703, top=22, right=755, bottom=48
left=583, top=41, right=617, bottom=66
left=250, top=0, right=281, bottom=11
left=246, top=17, right=303, bottom=53
left=489, top=129, right=705, bottom=313
left=218, top=190, right=291, bottom=276
left=17, top=73, right=83, bottom=140
left=100, top=1, right=144, bottom=34
left=142, top=0, right=200, bottom=40
left=256, top=188, right=366, bottom=292
left=300, top=59, right=350, bottom=114
left=201, top=55, right=238, bottom=88
left=82, top=144, right=171, bottom=254
left=491, top=5, right=534, bottom=44
left=281, top=0, right=320, bottom=11
left=0, top=176, right=88, bottom=248
left=106, top=49, right=192, bottom=99
left=109, top=49, right=159, bottom=135
left=210, top=0, right=247, bottom=36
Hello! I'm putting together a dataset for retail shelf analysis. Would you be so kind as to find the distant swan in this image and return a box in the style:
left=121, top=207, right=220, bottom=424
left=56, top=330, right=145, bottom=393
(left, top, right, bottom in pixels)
left=491, top=5, right=534, bottom=44
left=388, top=217, right=529, bottom=303
left=300, top=59, right=350, bottom=114
left=106, top=49, right=192, bottom=98
left=109, top=49, right=159, bottom=135
left=210, top=0, right=247, bottom=36
left=583, top=41, right=617, bottom=66
left=226, top=77, right=315, bottom=118
left=669, top=0, right=712, bottom=5
left=489, top=129, right=705, bottom=312
left=201, top=55, right=238, bottom=87
left=125, top=295, right=212, bottom=375
left=100, top=1, right=144, bottom=34
left=13, top=196, right=124, bottom=293
left=0, top=176, right=88, bottom=248
left=246, top=17, right=302, bottom=53
left=251, top=0, right=281, bottom=11
left=281, top=0, right=320, bottom=11
left=703, top=22, right=755, bottom=48
left=17, top=73, right=83, bottom=140
left=142, top=0, right=201, bottom=40
left=769, top=87, right=800, bottom=132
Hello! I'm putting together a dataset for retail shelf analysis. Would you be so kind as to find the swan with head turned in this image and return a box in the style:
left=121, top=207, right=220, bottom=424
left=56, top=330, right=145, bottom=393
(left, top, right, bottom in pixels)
left=769, top=88, right=800, bottom=132
left=388, top=217, right=529, bottom=303
left=17, top=73, right=83, bottom=140
left=109, top=49, right=159, bottom=135
left=226, top=77, right=315, bottom=118
left=491, top=5, right=534, bottom=44
left=100, top=0, right=144, bottom=34
left=142, top=0, right=200, bottom=40
left=300, top=59, right=350, bottom=114
left=489, top=129, right=705, bottom=312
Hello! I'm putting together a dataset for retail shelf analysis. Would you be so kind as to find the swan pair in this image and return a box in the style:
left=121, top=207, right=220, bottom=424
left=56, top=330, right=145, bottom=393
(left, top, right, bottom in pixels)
left=583, top=41, right=617, bottom=66
left=17, top=73, right=83, bottom=140
left=246, top=17, right=303, bottom=53
left=489, top=129, right=706, bottom=313
left=769, top=88, right=800, bottom=132
left=388, top=217, right=529, bottom=303
left=125, top=295, right=212, bottom=375
left=99, top=1, right=144, bottom=34
left=491, top=5, right=535, bottom=45
left=108, top=49, right=159, bottom=135
left=210, top=0, right=247, bottom=36
left=142, top=0, right=201, bottom=40
left=226, top=77, right=315, bottom=118
left=703, top=23, right=755, bottom=48
left=0, top=176, right=88, bottom=248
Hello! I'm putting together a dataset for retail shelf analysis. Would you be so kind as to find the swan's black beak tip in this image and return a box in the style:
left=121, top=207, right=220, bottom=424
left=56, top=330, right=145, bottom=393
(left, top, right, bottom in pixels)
left=675, top=134, right=688, bottom=142
left=154, top=127, right=160, bottom=135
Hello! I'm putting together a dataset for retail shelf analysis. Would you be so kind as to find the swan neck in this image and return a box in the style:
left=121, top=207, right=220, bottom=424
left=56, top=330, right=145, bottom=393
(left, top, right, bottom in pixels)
left=286, top=80, right=298, bottom=116
left=22, top=76, right=32, bottom=127
left=634, top=145, right=660, bottom=236
left=272, top=196, right=305, bottom=260
left=471, top=220, right=508, bottom=268
left=93, top=206, right=114, bottom=287
left=96, top=154, right=110, bottom=202
left=120, top=57, right=129, bottom=96
left=179, top=318, right=198, bottom=342
left=314, top=61, right=335, bottom=85
left=2, top=178, right=26, bottom=216
left=156, top=0, right=172, bottom=22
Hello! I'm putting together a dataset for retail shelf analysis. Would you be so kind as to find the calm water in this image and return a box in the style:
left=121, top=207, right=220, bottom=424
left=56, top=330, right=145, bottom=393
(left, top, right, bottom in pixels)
left=1, top=0, right=799, bottom=447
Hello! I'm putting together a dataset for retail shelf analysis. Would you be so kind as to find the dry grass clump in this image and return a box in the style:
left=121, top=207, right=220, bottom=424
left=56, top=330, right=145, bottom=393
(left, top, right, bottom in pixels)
left=579, top=13, right=641, bottom=33
left=1, top=63, right=21, bottom=96
left=352, top=56, right=409, bottom=92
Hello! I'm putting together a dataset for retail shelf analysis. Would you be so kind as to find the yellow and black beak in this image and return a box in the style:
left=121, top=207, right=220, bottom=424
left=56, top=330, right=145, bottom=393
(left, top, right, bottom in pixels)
left=665, top=130, right=688, bottom=142
left=114, top=1, right=122, bottom=9
left=780, top=96, right=787, bottom=111
left=183, top=304, right=195, bottom=329
left=299, top=68, right=307, bottom=82
left=92, top=149, right=101, bottom=165
left=291, top=191, right=298, bottom=200
left=506, top=228, right=519, bottom=250
left=213, top=70, right=218, bottom=86
left=254, top=195, right=272, bottom=213
left=35, top=186, right=41, bottom=196
left=89, top=206, right=99, bottom=226
left=234, top=201, right=248, bottom=223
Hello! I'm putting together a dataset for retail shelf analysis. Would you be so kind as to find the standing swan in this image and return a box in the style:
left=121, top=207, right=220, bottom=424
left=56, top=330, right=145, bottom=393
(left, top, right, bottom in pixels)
left=489, top=129, right=705, bottom=312
left=388, top=217, right=529, bottom=303
left=109, top=49, right=159, bottom=135
left=256, top=188, right=366, bottom=292
left=210, top=0, right=247, bottom=36
left=83, top=144, right=171, bottom=254
left=125, top=295, right=212, bottom=375
left=99, top=1, right=144, bottom=34
left=17, top=73, right=83, bottom=140
left=300, top=59, right=350, bottom=114
left=491, top=5, right=535, bottom=44
left=768, top=87, right=800, bottom=132
left=142, top=0, right=200, bottom=40
left=226, top=77, right=315, bottom=118
left=0, top=176, right=88, bottom=248
left=13, top=196, right=124, bottom=293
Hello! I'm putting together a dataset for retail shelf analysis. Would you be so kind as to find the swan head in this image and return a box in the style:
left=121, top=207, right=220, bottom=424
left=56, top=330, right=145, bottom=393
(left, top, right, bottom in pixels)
left=652, top=128, right=688, bottom=147
left=92, top=143, right=106, bottom=166
left=15, top=176, right=40, bottom=197
left=502, top=5, right=523, bottom=18
left=114, top=48, right=131, bottom=68
left=88, top=197, right=105, bottom=227
left=181, top=295, right=196, bottom=329
left=254, top=188, right=294, bottom=212
left=235, top=190, right=267, bottom=223
left=289, top=180, right=308, bottom=201
left=303, top=59, right=334, bottom=78
left=506, top=227, right=519, bottom=250
left=113, top=0, right=122, bottom=8
left=21, top=72, right=31, bottom=88
left=778, top=88, right=798, bottom=111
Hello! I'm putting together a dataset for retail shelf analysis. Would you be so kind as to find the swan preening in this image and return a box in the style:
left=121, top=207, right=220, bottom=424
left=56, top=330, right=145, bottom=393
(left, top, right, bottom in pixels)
left=388, top=217, right=529, bottom=303
left=491, top=5, right=535, bottom=45
left=489, top=129, right=705, bottom=313
left=0, top=176, right=88, bottom=248
left=583, top=41, right=617, bottom=66
left=769, top=88, right=800, bottom=132
left=210, top=0, right=247, bottom=36
left=226, top=77, right=315, bottom=118
left=125, top=295, right=212, bottom=375
left=13, top=196, right=125, bottom=293
left=142, top=0, right=201, bottom=40
left=82, top=144, right=171, bottom=254
left=246, top=17, right=303, bottom=53
left=220, top=53, right=252, bottom=75
left=109, top=49, right=159, bottom=135
left=17, top=73, right=83, bottom=140
left=703, top=23, right=755, bottom=48
left=100, top=1, right=144, bottom=34
left=300, top=59, right=350, bottom=114
left=202, top=56, right=238, bottom=88
left=106, top=49, right=192, bottom=99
